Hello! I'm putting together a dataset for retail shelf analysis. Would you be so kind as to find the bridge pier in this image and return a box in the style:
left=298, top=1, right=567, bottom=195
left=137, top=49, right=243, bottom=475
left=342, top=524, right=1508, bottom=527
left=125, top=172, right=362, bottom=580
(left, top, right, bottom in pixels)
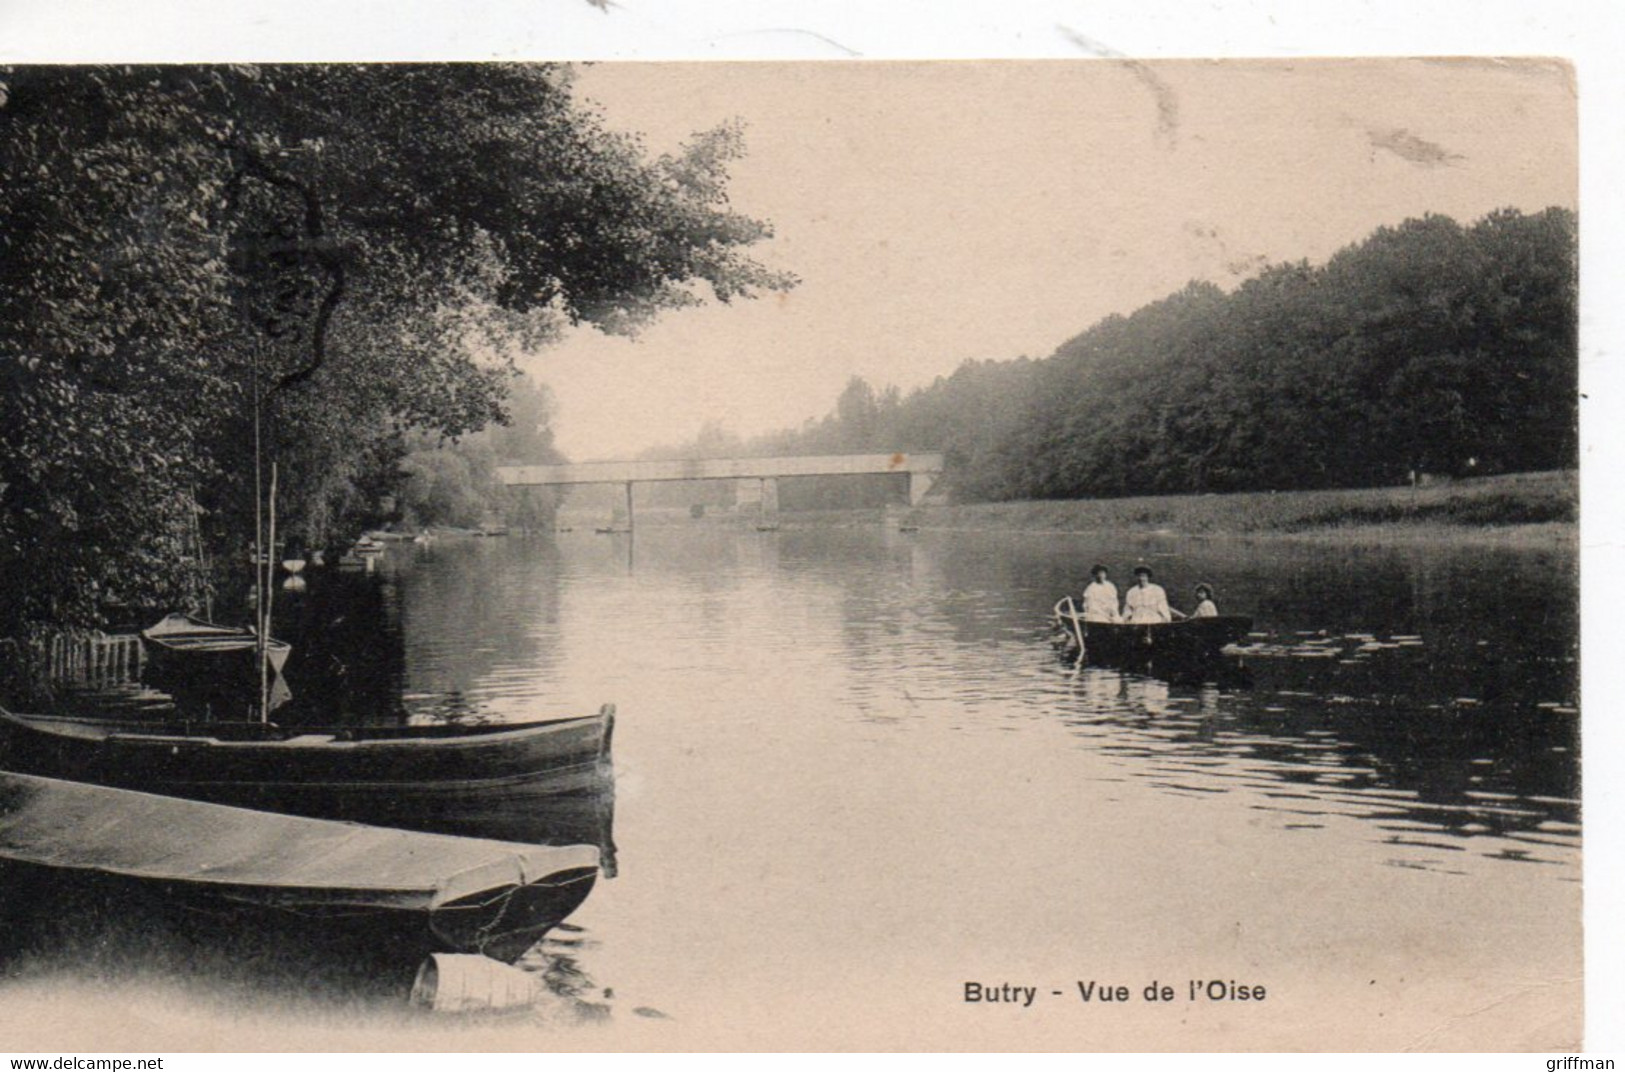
left=736, top=477, right=780, bottom=514
left=737, top=477, right=779, bottom=519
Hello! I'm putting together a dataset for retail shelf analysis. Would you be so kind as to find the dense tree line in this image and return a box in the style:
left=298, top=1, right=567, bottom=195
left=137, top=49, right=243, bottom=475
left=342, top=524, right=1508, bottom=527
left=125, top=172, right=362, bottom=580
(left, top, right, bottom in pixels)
left=394, top=375, right=567, bottom=532
left=701, top=208, right=1575, bottom=506
left=0, top=64, right=791, bottom=636
left=632, top=419, right=746, bottom=510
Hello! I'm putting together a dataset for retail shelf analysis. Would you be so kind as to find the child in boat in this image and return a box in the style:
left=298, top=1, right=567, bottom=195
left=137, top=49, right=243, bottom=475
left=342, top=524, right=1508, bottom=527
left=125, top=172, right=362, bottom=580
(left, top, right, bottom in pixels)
left=1169, top=583, right=1217, bottom=621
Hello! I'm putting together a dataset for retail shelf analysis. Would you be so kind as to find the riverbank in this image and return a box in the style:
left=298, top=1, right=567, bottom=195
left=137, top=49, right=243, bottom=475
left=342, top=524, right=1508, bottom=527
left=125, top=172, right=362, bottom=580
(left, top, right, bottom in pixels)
left=906, top=470, right=1577, bottom=546
left=558, top=471, right=1577, bottom=547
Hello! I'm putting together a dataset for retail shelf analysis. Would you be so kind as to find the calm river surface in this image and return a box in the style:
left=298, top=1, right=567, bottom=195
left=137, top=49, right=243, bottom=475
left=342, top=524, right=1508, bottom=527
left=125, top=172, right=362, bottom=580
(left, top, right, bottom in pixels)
left=19, top=523, right=1581, bottom=1050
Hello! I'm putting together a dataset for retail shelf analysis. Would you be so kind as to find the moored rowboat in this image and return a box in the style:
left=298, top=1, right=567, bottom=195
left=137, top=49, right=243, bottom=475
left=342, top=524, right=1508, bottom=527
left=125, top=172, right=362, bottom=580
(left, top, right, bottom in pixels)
left=139, top=612, right=292, bottom=680
left=0, top=705, right=615, bottom=847
left=0, top=771, right=598, bottom=963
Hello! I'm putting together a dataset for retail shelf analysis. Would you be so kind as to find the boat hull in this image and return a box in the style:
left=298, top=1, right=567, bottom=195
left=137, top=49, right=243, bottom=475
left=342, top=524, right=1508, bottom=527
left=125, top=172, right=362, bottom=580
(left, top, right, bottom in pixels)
left=138, top=613, right=293, bottom=701
left=1058, top=615, right=1254, bottom=668
left=0, top=772, right=599, bottom=964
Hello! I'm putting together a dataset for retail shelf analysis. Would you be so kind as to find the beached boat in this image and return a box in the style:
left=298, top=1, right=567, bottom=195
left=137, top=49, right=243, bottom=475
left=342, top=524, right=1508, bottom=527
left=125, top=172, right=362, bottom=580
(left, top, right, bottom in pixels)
left=0, top=705, right=615, bottom=846
left=0, top=771, right=598, bottom=963
left=1053, top=601, right=1252, bottom=667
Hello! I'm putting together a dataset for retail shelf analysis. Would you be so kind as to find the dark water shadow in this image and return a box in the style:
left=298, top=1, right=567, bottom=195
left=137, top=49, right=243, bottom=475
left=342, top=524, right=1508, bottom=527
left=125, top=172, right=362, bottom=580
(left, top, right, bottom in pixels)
left=1055, top=654, right=1578, bottom=870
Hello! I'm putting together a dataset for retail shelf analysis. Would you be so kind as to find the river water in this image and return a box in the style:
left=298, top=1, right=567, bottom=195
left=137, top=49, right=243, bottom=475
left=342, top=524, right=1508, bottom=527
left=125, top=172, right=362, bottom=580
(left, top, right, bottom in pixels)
left=17, top=523, right=1581, bottom=1050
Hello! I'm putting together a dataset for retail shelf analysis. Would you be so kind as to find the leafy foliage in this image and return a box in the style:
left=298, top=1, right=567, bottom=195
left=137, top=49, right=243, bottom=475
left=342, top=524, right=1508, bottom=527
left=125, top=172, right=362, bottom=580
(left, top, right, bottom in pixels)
left=704, top=208, right=1575, bottom=507
left=395, top=375, right=568, bottom=531
left=0, top=64, right=791, bottom=635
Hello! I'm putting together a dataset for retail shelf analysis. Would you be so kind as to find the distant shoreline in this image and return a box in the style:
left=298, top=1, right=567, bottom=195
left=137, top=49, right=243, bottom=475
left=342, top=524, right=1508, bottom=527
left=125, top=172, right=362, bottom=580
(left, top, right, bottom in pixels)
left=554, top=470, right=1577, bottom=549
left=898, top=470, right=1576, bottom=547
left=905, top=515, right=1574, bottom=549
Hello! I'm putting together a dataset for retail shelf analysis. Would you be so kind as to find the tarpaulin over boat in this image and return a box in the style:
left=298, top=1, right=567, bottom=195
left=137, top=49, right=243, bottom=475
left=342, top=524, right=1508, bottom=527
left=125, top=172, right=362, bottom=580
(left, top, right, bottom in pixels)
left=0, top=772, right=599, bottom=911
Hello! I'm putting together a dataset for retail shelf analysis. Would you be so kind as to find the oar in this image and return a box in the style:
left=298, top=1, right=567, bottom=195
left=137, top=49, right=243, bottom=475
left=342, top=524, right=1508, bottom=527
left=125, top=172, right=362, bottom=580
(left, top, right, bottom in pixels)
left=1054, top=596, right=1088, bottom=669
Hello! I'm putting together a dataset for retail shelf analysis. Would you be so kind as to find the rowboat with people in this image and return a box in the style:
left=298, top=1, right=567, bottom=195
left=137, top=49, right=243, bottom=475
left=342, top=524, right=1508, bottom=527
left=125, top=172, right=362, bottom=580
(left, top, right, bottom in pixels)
left=1052, top=597, right=1253, bottom=668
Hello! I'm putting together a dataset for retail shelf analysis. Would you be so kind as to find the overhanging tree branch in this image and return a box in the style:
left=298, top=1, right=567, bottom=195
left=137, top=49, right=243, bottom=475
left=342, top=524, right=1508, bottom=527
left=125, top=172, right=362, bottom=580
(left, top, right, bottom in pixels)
left=224, top=144, right=346, bottom=398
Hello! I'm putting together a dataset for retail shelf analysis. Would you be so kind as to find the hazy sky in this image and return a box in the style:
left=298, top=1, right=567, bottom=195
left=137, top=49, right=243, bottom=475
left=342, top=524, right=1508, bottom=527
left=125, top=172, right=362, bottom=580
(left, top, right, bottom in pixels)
left=519, top=59, right=1576, bottom=460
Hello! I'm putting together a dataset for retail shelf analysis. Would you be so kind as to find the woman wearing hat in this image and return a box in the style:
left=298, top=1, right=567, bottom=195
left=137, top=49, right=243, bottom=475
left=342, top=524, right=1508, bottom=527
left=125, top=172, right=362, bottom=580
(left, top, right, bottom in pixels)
left=1080, top=564, right=1121, bottom=623
left=1121, top=565, right=1174, bottom=624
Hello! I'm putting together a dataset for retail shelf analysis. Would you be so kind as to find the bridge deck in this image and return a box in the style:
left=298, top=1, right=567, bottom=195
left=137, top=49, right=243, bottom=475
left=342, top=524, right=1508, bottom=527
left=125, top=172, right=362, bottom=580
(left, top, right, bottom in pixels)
left=497, top=452, right=945, bottom=487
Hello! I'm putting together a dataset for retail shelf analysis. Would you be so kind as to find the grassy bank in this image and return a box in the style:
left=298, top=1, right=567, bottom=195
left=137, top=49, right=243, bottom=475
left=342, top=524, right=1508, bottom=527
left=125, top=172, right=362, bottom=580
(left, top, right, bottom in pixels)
left=556, top=471, right=1576, bottom=546
left=900, top=470, right=1576, bottom=545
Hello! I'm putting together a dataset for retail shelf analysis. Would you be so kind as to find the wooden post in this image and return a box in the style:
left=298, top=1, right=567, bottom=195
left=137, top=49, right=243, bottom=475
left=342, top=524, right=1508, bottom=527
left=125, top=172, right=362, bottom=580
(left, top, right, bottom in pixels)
left=261, top=461, right=277, bottom=723
left=624, top=481, right=635, bottom=535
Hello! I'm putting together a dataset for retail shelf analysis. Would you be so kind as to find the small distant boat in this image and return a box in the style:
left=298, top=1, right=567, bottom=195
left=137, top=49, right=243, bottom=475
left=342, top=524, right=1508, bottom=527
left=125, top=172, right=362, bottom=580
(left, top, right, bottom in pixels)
left=1052, top=600, right=1252, bottom=668
left=594, top=526, right=628, bottom=535
left=0, top=772, right=599, bottom=963
left=137, top=613, right=294, bottom=717
left=0, top=705, right=616, bottom=847
left=139, top=612, right=292, bottom=682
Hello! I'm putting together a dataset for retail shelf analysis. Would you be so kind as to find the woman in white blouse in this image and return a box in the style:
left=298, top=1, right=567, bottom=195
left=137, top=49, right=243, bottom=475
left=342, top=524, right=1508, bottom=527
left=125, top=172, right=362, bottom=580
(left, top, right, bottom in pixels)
left=1121, top=565, right=1173, bottom=624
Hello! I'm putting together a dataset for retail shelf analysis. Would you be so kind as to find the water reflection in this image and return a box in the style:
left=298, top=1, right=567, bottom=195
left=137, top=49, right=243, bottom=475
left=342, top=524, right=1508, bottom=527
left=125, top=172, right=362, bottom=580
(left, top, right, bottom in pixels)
left=13, top=522, right=1580, bottom=1033
left=822, top=528, right=1580, bottom=879
left=44, top=530, right=1581, bottom=881
left=1054, top=647, right=1578, bottom=877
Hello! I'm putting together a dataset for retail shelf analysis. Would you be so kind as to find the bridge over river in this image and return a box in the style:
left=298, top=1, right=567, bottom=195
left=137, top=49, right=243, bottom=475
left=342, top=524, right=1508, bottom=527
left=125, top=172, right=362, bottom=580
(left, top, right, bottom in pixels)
left=496, top=452, right=946, bottom=529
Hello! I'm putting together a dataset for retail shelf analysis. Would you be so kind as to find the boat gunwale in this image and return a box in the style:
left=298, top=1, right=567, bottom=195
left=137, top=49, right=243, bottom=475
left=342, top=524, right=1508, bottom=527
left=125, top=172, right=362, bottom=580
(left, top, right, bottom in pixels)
left=84, top=766, right=608, bottom=795
left=1052, top=609, right=1253, bottom=633
left=0, top=705, right=614, bottom=749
